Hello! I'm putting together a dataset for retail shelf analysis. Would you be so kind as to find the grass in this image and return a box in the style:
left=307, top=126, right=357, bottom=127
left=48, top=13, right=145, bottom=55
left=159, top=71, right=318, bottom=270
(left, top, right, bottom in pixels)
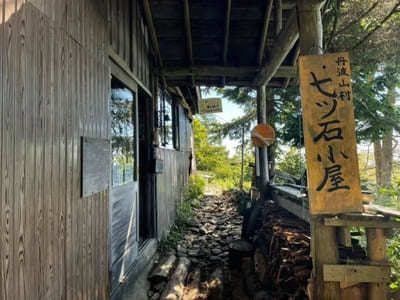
left=159, top=175, right=205, bottom=254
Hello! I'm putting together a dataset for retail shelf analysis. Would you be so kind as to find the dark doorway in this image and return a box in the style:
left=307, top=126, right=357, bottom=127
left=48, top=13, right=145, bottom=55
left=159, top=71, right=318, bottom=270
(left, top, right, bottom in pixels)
left=138, top=88, right=156, bottom=242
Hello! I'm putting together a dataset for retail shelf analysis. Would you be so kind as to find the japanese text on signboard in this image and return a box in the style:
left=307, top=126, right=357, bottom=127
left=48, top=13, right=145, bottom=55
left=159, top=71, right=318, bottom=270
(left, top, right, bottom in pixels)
left=299, top=52, right=362, bottom=215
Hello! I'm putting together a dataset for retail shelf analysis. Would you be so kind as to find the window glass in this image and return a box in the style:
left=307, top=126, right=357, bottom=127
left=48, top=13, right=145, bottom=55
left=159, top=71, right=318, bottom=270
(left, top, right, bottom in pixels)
left=158, top=89, right=179, bottom=149
left=110, top=78, right=136, bottom=187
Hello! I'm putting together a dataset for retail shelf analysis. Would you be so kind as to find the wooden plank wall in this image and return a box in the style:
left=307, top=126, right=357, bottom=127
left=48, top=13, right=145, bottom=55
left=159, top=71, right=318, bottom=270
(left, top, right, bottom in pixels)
left=0, top=1, right=110, bottom=299
left=156, top=108, right=192, bottom=240
left=109, top=0, right=151, bottom=91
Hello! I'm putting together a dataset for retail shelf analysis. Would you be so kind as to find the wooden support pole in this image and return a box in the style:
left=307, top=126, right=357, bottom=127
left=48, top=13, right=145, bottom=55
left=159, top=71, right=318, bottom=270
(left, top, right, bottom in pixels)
left=312, top=217, right=340, bottom=299
left=256, top=86, right=269, bottom=188
left=297, top=0, right=325, bottom=55
left=367, top=228, right=387, bottom=300
left=296, top=0, right=340, bottom=299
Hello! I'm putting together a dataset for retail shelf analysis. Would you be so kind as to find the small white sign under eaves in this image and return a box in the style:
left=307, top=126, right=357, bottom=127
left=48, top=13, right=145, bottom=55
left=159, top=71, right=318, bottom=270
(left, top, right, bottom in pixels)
left=199, top=98, right=223, bottom=114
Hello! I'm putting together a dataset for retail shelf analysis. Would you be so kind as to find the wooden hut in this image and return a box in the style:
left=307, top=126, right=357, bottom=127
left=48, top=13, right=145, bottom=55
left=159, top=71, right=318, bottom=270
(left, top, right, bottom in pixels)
left=2, top=1, right=389, bottom=300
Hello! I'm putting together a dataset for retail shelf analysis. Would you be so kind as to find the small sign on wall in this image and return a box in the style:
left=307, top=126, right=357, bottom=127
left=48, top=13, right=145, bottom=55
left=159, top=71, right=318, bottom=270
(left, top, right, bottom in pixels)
left=199, top=98, right=223, bottom=114
left=298, top=52, right=362, bottom=215
left=82, top=137, right=111, bottom=197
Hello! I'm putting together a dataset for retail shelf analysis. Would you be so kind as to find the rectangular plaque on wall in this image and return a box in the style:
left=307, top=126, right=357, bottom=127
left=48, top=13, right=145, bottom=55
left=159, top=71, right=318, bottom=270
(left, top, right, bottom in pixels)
left=82, top=137, right=111, bottom=197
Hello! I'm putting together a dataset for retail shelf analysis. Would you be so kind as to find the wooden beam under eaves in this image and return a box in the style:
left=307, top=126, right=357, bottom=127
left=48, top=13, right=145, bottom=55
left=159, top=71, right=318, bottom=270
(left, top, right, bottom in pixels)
left=223, top=0, right=232, bottom=65
left=183, top=0, right=193, bottom=65
left=257, top=0, right=274, bottom=66
left=275, top=0, right=283, bottom=36
left=254, top=9, right=299, bottom=86
left=283, top=44, right=300, bottom=88
left=142, top=0, right=163, bottom=68
left=222, top=0, right=232, bottom=86
left=161, top=65, right=296, bottom=78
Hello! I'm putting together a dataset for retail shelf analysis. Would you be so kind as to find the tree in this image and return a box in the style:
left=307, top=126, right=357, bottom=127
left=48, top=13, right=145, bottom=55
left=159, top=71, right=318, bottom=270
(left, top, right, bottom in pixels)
left=216, top=0, right=400, bottom=188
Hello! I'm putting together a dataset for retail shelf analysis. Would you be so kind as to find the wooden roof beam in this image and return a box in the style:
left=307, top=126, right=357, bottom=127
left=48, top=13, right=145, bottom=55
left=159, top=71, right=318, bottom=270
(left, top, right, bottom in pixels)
left=257, top=0, right=274, bottom=66
left=142, top=0, right=163, bottom=68
left=223, top=0, right=232, bottom=65
left=162, top=65, right=296, bottom=78
left=283, top=43, right=300, bottom=88
left=275, top=0, right=283, bottom=36
left=282, top=0, right=296, bottom=9
left=183, top=0, right=193, bottom=65
left=254, top=9, right=299, bottom=86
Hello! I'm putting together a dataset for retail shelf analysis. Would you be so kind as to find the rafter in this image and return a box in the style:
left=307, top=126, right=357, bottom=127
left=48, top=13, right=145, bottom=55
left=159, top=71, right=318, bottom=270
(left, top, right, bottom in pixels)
left=142, top=0, right=163, bottom=68
left=275, top=0, right=283, bottom=36
left=183, top=0, right=193, bottom=65
left=254, top=9, right=299, bottom=86
left=283, top=43, right=300, bottom=88
left=161, top=65, right=296, bottom=78
left=257, top=0, right=274, bottom=66
left=223, top=0, right=232, bottom=65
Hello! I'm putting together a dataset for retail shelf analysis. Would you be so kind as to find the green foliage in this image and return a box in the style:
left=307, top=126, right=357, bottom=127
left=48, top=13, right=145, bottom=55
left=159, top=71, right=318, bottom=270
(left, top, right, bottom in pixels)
left=276, top=148, right=306, bottom=178
left=185, top=175, right=205, bottom=207
left=378, top=179, right=400, bottom=209
left=388, top=230, right=400, bottom=292
left=193, top=118, right=254, bottom=190
left=159, top=175, right=205, bottom=253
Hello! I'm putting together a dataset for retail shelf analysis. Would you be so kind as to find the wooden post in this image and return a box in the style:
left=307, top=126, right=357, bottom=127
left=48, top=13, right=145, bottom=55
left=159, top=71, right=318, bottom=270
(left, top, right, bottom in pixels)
left=311, top=217, right=340, bottom=299
left=367, top=228, right=387, bottom=300
left=297, top=0, right=340, bottom=299
left=297, top=0, right=325, bottom=55
left=256, top=85, right=268, bottom=188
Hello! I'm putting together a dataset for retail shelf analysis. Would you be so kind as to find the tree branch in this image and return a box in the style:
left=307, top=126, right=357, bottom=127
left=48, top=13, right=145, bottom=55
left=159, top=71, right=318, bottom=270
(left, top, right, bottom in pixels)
left=351, top=0, right=400, bottom=50
left=335, top=1, right=379, bottom=36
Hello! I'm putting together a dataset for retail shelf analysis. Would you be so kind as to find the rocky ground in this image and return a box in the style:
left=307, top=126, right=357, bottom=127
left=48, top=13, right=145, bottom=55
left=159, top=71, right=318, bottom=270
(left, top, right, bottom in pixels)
left=146, top=191, right=245, bottom=300
left=145, top=191, right=315, bottom=300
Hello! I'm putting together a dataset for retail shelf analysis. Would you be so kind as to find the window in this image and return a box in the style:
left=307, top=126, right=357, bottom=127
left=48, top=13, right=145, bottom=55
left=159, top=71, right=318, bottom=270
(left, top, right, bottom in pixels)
left=158, top=89, right=179, bottom=149
left=110, top=78, right=137, bottom=187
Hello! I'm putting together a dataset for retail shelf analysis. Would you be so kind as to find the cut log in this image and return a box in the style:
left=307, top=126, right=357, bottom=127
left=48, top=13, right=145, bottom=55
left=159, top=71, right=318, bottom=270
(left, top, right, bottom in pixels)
left=182, top=268, right=203, bottom=300
left=160, top=257, right=191, bottom=300
left=207, top=268, right=224, bottom=300
left=148, top=255, right=177, bottom=284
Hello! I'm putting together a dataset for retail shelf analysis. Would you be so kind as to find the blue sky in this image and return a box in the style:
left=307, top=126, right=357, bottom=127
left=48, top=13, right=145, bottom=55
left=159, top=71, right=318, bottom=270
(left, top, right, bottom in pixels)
left=200, top=89, right=246, bottom=156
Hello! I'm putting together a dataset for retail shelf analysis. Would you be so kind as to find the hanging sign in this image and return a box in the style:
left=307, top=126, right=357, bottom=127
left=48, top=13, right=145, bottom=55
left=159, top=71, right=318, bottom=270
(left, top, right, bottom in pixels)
left=251, top=124, right=275, bottom=148
left=199, top=98, right=223, bottom=114
left=298, top=52, right=362, bottom=215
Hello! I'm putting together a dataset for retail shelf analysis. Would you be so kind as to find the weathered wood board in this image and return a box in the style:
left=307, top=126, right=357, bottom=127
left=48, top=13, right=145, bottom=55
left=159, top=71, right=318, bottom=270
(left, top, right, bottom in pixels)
left=82, top=137, right=110, bottom=197
left=299, top=52, right=363, bottom=215
left=323, top=265, right=391, bottom=283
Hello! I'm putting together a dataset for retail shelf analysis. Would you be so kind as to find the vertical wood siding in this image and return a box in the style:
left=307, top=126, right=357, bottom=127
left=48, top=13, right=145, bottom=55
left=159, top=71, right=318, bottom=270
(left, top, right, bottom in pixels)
left=156, top=108, right=192, bottom=240
left=109, top=0, right=152, bottom=91
left=0, top=1, right=110, bottom=299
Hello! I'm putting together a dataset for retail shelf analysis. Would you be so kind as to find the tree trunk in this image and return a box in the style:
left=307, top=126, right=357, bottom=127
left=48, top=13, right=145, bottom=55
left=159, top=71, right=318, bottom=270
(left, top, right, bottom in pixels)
left=374, top=87, right=396, bottom=188
left=374, top=140, right=382, bottom=187
left=380, top=129, right=393, bottom=188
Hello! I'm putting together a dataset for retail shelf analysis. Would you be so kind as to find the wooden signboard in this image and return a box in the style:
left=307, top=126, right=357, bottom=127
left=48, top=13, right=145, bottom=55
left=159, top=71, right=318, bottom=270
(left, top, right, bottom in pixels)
left=298, top=52, right=363, bottom=214
left=199, top=98, right=223, bottom=114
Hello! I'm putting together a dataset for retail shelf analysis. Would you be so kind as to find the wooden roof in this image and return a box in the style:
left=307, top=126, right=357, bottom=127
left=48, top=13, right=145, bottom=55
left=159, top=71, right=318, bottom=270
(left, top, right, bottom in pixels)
left=144, top=0, right=300, bottom=88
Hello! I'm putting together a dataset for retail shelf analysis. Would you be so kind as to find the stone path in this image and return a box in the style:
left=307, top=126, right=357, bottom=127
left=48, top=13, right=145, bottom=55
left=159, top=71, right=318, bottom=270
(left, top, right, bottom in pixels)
left=147, top=192, right=245, bottom=300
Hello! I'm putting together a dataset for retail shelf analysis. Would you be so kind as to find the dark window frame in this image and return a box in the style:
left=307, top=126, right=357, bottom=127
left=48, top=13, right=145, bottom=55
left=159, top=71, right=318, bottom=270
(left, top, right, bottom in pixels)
left=158, top=89, right=180, bottom=150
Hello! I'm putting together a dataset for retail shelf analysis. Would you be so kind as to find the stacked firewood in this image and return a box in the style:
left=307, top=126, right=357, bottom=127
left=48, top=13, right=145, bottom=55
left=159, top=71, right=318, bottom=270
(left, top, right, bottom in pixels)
left=253, top=201, right=312, bottom=299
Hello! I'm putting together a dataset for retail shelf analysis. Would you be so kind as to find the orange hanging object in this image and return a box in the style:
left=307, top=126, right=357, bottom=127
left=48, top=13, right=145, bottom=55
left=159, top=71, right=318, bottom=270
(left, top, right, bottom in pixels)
left=251, top=124, right=275, bottom=148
